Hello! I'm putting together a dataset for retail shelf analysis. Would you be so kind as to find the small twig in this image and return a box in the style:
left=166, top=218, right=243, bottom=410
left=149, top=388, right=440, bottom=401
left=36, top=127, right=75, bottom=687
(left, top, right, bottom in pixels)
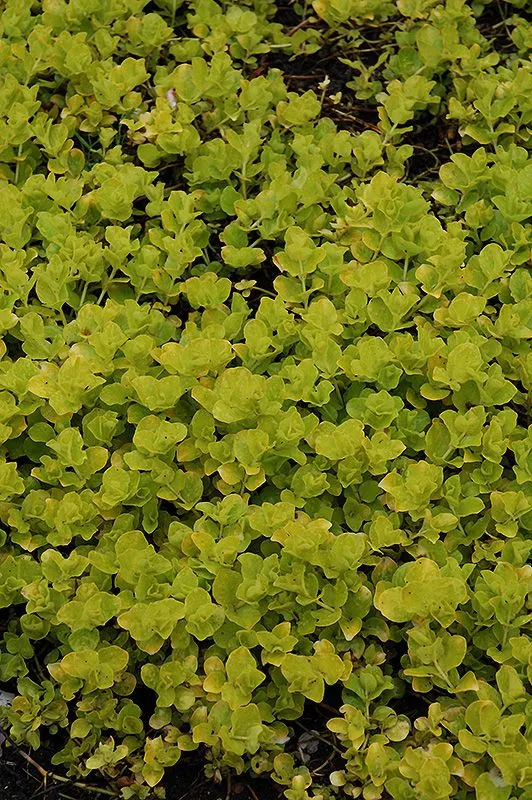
left=174, top=775, right=205, bottom=800
left=293, top=721, right=343, bottom=755
left=4, top=735, right=117, bottom=797
left=246, top=785, right=262, bottom=800
left=318, top=701, right=339, bottom=715
left=311, top=751, right=335, bottom=776
left=30, top=784, right=58, bottom=800
left=226, top=772, right=232, bottom=800
left=284, top=74, right=321, bottom=80
left=328, top=110, right=381, bottom=132
left=287, top=19, right=313, bottom=36
left=33, top=656, right=47, bottom=683
left=323, top=98, right=371, bottom=112
left=48, top=773, right=117, bottom=796
left=11, top=743, right=48, bottom=778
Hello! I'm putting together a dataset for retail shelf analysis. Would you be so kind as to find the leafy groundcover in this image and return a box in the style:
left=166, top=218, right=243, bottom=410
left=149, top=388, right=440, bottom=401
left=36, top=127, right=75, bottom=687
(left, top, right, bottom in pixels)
left=0, top=0, right=531, bottom=798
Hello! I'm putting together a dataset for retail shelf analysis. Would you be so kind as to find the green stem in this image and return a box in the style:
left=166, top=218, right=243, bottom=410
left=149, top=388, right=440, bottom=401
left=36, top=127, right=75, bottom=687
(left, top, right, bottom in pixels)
left=383, top=121, right=400, bottom=145
left=435, top=664, right=453, bottom=689
left=49, top=774, right=117, bottom=796
left=14, top=142, right=24, bottom=185
left=501, top=623, right=511, bottom=650
left=14, top=58, right=42, bottom=184
left=78, top=281, right=89, bottom=309
left=333, top=379, right=343, bottom=407
left=240, top=162, right=248, bottom=200
left=370, top=234, right=387, bottom=260
left=97, top=268, right=117, bottom=305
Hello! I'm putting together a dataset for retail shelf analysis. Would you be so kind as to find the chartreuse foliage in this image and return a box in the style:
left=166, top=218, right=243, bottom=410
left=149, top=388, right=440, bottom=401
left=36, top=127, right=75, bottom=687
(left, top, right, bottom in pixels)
left=0, top=0, right=530, bottom=799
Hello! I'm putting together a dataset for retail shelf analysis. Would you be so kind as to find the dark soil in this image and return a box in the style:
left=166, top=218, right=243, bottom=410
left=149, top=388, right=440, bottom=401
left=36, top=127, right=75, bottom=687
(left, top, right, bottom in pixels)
left=2, top=4, right=523, bottom=800
left=164, top=761, right=283, bottom=800
left=254, top=30, right=383, bottom=135
left=476, top=0, right=524, bottom=54
left=255, top=2, right=469, bottom=182
left=0, top=695, right=346, bottom=800
left=0, top=742, right=283, bottom=800
left=0, top=744, right=90, bottom=800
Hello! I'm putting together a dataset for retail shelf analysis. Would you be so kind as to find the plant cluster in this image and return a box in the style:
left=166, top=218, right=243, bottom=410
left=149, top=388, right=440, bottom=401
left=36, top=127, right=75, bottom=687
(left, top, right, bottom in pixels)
left=0, top=1, right=530, bottom=799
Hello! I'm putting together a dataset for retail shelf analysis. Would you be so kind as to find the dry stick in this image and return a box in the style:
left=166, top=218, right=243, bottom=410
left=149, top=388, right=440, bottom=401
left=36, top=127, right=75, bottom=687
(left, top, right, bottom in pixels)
left=286, top=19, right=314, bottom=36
left=311, top=751, right=336, bottom=777
left=23, top=759, right=44, bottom=784
left=30, top=783, right=59, bottom=800
left=328, top=107, right=381, bottom=131
left=246, top=785, right=262, bottom=800
left=174, top=775, right=206, bottom=800
left=45, top=772, right=117, bottom=797
left=293, top=720, right=343, bottom=755
left=32, top=785, right=71, bottom=800
left=323, top=98, right=377, bottom=113
left=318, top=701, right=339, bottom=715
left=5, top=736, right=117, bottom=798
left=226, top=772, right=232, bottom=800
left=9, top=742, right=48, bottom=778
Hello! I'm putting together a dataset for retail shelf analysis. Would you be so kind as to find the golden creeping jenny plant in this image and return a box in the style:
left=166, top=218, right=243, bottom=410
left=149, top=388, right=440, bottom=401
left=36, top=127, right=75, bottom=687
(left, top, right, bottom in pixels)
left=0, top=0, right=530, bottom=798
